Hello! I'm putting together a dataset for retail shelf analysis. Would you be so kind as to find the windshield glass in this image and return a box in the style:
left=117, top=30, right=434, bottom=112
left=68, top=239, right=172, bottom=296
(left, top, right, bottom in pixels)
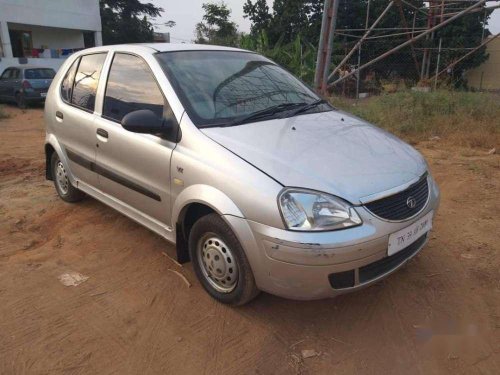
left=25, top=68, right=56, bottom=79
left=156, top=51, right=329, bottom=127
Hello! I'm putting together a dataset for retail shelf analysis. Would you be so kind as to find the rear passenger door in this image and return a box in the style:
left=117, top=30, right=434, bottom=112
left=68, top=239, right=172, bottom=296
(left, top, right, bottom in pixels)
left=9, top=68, right=21, bottom=99
left=56, top=53, right=107, bottom=188
left=93, top=52, right=177, bottom=226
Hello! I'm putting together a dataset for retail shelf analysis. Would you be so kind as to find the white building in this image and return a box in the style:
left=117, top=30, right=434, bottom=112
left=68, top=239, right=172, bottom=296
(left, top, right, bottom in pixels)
left=0, top=0, right=102, bottom=73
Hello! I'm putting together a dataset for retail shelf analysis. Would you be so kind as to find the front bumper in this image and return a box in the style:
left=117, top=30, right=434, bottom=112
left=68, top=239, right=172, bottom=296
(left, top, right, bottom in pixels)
left=225, top=175, right=440, bottom=300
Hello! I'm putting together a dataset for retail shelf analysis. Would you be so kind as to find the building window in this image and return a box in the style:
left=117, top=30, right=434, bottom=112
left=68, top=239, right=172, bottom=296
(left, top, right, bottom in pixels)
left=9, top=30, right=33, bottom=58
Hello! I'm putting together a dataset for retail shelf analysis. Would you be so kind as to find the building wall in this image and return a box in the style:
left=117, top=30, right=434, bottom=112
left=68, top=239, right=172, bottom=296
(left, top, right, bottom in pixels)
left=8, top=23, right=85, bottom=50
left=0, top=0, right=101, bottom=31
left=466, top=37, right=500, bottom=91
left=0, top=0, right=101, bottom=74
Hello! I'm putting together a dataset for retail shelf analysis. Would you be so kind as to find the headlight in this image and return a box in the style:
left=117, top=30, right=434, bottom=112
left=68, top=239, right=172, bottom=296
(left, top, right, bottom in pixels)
left=278, top=189, right=362, bottom=231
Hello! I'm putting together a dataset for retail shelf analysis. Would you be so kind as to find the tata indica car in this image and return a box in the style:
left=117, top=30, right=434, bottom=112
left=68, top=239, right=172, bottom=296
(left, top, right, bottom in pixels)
left=0, top=66, right=55, bottom=108
left=44, top=44, right=440, bottom=305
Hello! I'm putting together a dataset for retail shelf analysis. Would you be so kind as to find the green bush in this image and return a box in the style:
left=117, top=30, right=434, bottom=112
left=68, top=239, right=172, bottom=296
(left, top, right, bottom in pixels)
left=240, top=31, right=317, bottom=84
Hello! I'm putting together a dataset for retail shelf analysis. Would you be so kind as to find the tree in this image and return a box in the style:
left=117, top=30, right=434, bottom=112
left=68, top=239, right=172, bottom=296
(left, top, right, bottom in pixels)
left=243, top=0, right=271, bottom=36
left=195, top=2, right=239, bottom=46
left=100, top=0, right=164, bottom=44
left=244, top=0, right=324, bottom=46
left=433, top=3, right=492, bottom=86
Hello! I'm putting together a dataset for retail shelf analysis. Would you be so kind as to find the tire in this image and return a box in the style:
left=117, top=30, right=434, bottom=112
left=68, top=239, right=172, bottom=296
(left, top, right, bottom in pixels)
left=15, top=93, right=27, bottom=109
left=51, top=152, right=85, bottom=203
left=189, top=213, right=260, bottom=306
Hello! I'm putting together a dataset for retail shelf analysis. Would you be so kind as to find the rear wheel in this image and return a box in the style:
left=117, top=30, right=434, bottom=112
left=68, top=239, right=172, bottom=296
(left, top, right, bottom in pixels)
left=51, top=152, right=84, bottom=202
left=15, top=93, right=27, bottom=109
left=189, top=213, right=259, bottom=306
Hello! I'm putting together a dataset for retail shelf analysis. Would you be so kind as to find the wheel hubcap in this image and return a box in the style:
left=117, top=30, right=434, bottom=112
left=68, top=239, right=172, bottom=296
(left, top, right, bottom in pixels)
left=197, top=235, right=238, bottom=293
left=55, top=161, right=69, bottom=195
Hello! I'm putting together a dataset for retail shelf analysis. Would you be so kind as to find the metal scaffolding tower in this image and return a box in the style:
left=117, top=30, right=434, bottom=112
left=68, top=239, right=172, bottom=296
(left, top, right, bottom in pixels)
left=314, top=0, right=500, bottom=96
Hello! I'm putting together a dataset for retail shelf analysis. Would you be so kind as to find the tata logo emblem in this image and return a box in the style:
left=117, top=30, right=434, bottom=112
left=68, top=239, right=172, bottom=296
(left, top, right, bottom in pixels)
left=406, top=196, right=417, bottom=209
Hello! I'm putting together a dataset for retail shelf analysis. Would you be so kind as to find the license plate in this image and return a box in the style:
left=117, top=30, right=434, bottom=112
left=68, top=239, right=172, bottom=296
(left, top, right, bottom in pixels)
left=40, top=92, right=47, bottom=98
left=388, top=211, right=433, bottom=256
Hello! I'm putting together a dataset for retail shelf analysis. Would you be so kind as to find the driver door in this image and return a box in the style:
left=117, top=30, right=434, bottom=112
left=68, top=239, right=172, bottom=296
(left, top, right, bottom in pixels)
left=0, top=68, right=15, bottom=99
left=93, top=52, right=176, bottom=226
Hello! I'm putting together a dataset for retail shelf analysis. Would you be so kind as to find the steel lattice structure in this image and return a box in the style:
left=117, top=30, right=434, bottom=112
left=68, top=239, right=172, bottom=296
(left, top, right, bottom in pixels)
left=314, top=0, right=500, bottom=96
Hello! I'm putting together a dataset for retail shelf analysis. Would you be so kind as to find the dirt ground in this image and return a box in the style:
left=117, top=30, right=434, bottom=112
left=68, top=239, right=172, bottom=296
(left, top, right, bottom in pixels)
left=0, top=106, right=499, bottom=375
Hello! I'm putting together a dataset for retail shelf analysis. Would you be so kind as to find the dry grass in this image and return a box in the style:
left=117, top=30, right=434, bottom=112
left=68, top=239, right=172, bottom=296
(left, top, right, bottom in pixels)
left=330, top=90, right=500, bottom=149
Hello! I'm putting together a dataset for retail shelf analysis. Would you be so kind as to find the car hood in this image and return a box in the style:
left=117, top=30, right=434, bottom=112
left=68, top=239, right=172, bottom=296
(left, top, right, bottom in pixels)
left=201, top=110, right=427, bottom=204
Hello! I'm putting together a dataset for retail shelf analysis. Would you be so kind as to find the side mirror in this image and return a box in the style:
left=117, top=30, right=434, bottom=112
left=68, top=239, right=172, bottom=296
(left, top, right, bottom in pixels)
left=121, top=109, right=180, bottom=142
left=121, top=109, right=168, bottom=134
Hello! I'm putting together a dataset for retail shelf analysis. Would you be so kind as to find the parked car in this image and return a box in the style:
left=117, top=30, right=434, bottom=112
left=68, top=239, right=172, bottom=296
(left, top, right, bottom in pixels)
left=0, top=66, right=55, bottom=108
left=44, top=44, right=440, bottom=305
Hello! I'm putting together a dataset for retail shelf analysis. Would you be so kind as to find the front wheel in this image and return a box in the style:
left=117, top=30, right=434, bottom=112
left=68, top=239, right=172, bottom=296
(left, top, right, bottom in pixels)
left=189, top=213, right=259, bottom=306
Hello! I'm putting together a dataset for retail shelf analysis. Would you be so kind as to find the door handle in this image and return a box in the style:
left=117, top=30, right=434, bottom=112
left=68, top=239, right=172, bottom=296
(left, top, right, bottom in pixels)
left=96, top=128, right=108, bottom=138
left=56, top=111, right=63, bottom=120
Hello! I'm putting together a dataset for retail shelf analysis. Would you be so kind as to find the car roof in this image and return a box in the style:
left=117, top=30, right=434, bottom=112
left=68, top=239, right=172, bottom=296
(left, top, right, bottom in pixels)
left=4, top=65, right=55, bottom=70
left=76, top=43, right=248, bottom=55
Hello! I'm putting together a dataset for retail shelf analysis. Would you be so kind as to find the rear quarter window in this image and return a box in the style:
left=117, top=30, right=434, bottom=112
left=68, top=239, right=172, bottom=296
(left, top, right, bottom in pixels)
left=70, top=53, right=107, bottom=112
left=60, top=59, right=79, bottom=103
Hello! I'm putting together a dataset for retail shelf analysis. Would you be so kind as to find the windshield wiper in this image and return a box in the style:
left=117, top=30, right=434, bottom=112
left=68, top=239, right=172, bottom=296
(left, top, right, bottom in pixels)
left=223, top=102, right=306, bottom=127
left=286, top=99, right=328, bottom=118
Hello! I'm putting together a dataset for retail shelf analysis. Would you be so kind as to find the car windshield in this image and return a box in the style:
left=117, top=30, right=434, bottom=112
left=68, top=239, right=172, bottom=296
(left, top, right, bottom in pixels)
left=25, top=68, right=56, bottom=79
left=156, top=50, right=330, bottom=127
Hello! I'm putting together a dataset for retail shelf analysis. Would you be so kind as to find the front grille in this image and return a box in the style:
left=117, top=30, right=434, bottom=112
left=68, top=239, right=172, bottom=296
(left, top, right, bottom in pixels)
left=358, top=234, right=427, bottom=283
left=365, top=175, right=429, bottom=221
left=327, top=234, right=427, bottom=290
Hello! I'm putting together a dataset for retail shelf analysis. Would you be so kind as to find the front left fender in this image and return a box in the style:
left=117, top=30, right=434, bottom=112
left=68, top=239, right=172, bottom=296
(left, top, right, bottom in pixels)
left=171, top=184, right=245, bottom=225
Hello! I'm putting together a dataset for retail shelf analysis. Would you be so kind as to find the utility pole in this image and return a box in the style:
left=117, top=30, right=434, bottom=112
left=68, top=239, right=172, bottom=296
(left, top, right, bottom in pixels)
left=314, top=0, right=340, bottom=95
left=421, top=0, right=436, bottom=81
left=356, top=0, right=371, bottom=99
left=396, top=0, right=420, bottom=75
left=434, top=37, right=442, bottom=90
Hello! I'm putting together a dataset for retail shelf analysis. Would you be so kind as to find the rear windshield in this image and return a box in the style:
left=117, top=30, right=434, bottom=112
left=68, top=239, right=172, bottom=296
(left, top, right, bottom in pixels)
left=25, top=69, right=56, bottom=79
left=156, top=50, right=322, bottom=127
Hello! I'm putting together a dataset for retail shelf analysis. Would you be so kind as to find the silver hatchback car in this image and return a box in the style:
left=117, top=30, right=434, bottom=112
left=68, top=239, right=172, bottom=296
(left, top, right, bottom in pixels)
left=44, top=44, right=440, bottom=305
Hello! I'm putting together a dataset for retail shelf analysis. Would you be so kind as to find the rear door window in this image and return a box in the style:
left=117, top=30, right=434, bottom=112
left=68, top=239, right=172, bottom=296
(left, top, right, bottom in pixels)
left=103, top=53, right=165, bottom=122
left=71, top=53, right=107, bottom=112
